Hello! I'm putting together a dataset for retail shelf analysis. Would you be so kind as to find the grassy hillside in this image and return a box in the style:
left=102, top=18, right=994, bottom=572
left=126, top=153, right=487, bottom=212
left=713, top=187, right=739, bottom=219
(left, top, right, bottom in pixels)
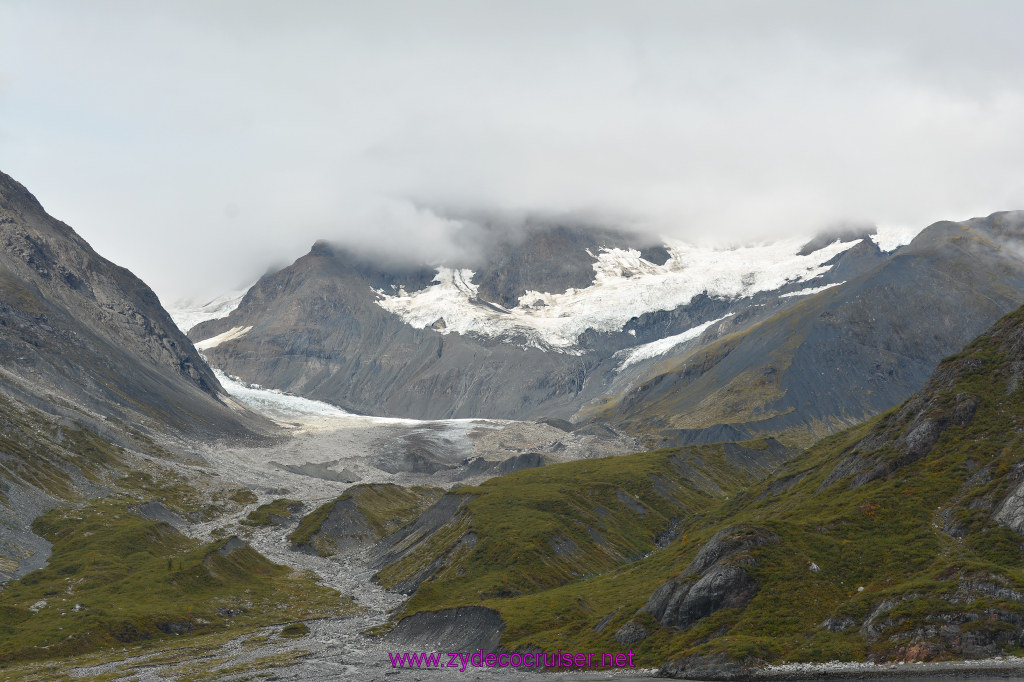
left=0, top=498, right=349, bottom=665
left=0, top=399, right=352, bottom=667
left=364, top=439, right=792, bottom=611
left=381, top=303, right=1024, bottom=673
left=290, top=482, right=443, bottom=556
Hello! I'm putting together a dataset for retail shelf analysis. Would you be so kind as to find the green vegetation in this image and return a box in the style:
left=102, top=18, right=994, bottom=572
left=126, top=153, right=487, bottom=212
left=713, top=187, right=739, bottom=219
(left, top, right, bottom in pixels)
left=376, top=505, right=473, bottom=591
left=583, top=306, right=802, bottom=433
left=380, top=305, right=1024, bottom=669
left=279, top=622, right=309, bottom=638
left=117, top=469, right=254, bottom=522
left=0, top=395, right=128, bottom=504
left=290, top=483, right=442, bottom=555
left=228, top=489, right=258, bottom=506
left=0, top=382, right=361, bottom=671
left=0, top=499, right=351, bottom=665
left=382, top=439, right=789, bottom=610
left=242, top=498, right=303, bottom=526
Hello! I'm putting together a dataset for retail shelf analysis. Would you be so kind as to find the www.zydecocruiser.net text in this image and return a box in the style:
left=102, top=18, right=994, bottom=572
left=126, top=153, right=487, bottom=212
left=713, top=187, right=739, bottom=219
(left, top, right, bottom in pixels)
left=388, top=650, right=637, bottom=671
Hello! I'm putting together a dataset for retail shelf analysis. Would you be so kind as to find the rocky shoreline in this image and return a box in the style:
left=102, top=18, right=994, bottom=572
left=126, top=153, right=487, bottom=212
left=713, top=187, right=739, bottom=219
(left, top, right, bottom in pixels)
left=661, top=655, right=1024, bottom=680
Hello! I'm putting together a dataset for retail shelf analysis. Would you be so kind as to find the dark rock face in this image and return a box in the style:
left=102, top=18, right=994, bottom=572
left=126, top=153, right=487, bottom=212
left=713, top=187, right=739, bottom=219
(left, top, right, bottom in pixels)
left=494, top=452, right=546, bottom=476
left=131, top=501, right=186, bottom=530
left=797, top=223, right=877, bottom=256
left=847, top=579, right=1024, bottom=662
left=383, top=606, right=503, bottom=652
left=642, top=525, right=778, bottom=629
left=295, top=498, right=376, bottom=556
left=681, top=526, right=780, bottom=579
left=638, top=244, right=672, bottom=266
left=613, top=621, right=648, bottom=646
left=659, top=653, right=747, bottom=680
left=214, top=536, right=248, bottom=556
left=649, top=564, right=757, bottom=629
left=0, top=170, right=263, bottom=438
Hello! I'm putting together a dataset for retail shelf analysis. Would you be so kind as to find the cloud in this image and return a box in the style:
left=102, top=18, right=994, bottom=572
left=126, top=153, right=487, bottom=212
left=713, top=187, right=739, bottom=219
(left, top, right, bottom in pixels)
left=3, top=1, right=1024, bottom=301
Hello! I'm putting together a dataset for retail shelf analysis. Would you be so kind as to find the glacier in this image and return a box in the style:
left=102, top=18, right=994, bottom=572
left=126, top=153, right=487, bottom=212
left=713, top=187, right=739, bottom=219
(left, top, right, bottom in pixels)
left=167, top=288, right=249, bottom=332
left=375, top=237, right=862, bottom=351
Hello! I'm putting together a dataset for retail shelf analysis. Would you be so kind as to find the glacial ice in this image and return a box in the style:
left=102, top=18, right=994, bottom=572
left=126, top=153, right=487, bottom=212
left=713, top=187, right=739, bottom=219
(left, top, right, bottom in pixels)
left=375, top=238, right=861, bottom=352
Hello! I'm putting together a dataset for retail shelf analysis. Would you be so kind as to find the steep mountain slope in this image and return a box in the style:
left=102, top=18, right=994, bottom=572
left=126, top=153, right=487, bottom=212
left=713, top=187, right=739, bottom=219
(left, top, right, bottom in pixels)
left=191, top=223, right=884, bottom=420
left=0, top=173, right=348, bottom=661
left=374, top=300, right=1024, bottom=674
left=0, top=170, right=270, bottom=579
left=589, top=213, right=1024, bottom=445
left=0, top=170, right=262, bottom=437
left=191, top=239, right=604, bottom=419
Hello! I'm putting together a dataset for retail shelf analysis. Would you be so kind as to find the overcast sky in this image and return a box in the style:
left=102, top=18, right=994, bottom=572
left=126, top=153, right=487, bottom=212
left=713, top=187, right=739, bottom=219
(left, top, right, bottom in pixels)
left=3, top=1, right=1024, bottom=303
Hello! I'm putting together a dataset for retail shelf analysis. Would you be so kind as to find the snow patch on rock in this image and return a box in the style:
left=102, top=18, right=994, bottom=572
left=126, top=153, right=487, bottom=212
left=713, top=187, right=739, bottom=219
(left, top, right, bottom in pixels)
left=778, top=281, right=845, bottom=298
left=616, top=314, right=734, bottom=371
left=194, top=325, right=253, bottom=351
left=871, top=224, right=925, bottom=252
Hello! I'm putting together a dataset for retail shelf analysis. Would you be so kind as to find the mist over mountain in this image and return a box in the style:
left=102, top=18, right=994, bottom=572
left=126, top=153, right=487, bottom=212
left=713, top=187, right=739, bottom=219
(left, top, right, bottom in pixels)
left=7, top=1, right=1024, bottom=677
left=188, top=213, right=1024, bottom=451
left=6, top=166, right=1024, bottom=677
left=8, top=2, right=1024, bottom=303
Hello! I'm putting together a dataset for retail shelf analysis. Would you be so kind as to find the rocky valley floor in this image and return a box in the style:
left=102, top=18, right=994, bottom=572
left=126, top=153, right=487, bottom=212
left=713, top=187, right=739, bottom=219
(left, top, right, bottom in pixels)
left=1, top=372, right=654, bottom=681
left=10, top=372, right=1024, bottom=681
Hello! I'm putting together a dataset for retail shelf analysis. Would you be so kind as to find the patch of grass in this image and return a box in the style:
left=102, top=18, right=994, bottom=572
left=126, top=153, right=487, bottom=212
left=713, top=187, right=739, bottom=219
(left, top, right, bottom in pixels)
left=376, top=511, right=473, bottom=591
left=0, top=395, right=130, bottom=504
left=0, top=499, right=350, bottom=664
left=288, top=501, right=334, bottom=549
left=116, top=469, right=225, bottom=521
left=279, top=622, right=309, bottom=638
left=228, top=489, right=258, bottom=506
left=290, top=483, right=442, bottom=554
left=242, top=498, right=303, bottom=526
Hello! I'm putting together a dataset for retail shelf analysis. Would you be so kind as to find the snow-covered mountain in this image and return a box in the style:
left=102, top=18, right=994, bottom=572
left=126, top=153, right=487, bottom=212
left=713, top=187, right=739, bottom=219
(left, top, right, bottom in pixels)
left=594, top=214, right=1024, bottom=444
left=180, top=214, right=1024, bottom=447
